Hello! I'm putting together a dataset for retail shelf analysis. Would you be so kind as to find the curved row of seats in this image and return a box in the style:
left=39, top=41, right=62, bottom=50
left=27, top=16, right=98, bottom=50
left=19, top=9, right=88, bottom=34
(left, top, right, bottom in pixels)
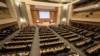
left=85, top=43, right=100, bottom=56
left=0, top=25, right=18, bottom=41
left=63, top=24, right=100, bottom=56
left=49, top=26, right=83, bottom=42
left=59, top=24, right=100, bottom=42
left=0, top=27, right=35, bottom=56
left=71, top=22, right=100, bottom=33
left=40, top=45, right=67, bottom=55
left=50, top=25, right=100, bottom=56
left=74, top=38, right=93, bottom=47
left=39, top=26, right=71, bottom=56
left=69, top=23, right=100, bottom=40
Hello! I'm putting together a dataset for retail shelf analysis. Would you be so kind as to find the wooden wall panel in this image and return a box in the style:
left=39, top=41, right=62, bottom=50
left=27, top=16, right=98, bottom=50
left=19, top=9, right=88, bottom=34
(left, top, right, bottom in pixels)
left=72, top=11, right=100, bottom=19
left=31, top=10, right=57, bottom=26
left=50, top=11, right=57, bottom=23
left=72, top=15, right=84, bottom=18
left=89, top=14, right=100, bottom=18
left=31, top=10, right=39, bottom=26
left=72, top=12, right=89, bottom=18
left=89, top=11, right=100, bottom=18
left=93, top=11, right=100, bottom=14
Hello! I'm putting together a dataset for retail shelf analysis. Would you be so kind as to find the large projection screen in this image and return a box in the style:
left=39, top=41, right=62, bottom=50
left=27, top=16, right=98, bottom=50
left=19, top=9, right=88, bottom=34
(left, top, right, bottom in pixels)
left=39, top=11, right=50, bottom=19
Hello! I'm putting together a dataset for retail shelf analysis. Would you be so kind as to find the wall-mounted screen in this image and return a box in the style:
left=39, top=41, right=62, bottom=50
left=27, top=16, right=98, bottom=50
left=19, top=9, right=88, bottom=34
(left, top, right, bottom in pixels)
left=39, top=11, right=50, bottom=19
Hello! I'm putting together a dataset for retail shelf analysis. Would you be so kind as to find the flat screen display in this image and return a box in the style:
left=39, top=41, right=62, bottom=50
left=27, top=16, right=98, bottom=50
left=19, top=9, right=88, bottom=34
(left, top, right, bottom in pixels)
left=39, top=11, right=50, bottom=19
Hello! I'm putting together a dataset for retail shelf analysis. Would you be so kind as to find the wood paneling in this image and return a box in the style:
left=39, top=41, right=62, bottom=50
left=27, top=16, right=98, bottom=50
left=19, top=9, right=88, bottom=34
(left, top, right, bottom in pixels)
left=89, top=14, right=100, bottom=18
left=72, top=11, right=100, bottom=19
left=31, top=10, right=39, bottom=26
left=50, top=11, right=57, bottom=23
left=72, top=12, right=89, bottom=18
left=31, top=10, right=57, bottom=26
left=89, top=11, right=100, bottom=18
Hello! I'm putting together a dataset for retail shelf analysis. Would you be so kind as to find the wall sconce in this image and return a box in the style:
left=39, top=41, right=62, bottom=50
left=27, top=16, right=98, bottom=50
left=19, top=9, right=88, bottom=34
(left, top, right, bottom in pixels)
left=20, top=18, right=26, bottom=23
left=50, top=20, right=54, bottom=23
left=15, top=0, right=21, bottom=6
left=63, top=4, right=68, bottom=10
left=95, top=4, right=100, bottom=7
left=62, top=18, right=66, bottom=22
left=36, top=20, right=40, bottom=23
left=15, top=2, right=20, bottom=6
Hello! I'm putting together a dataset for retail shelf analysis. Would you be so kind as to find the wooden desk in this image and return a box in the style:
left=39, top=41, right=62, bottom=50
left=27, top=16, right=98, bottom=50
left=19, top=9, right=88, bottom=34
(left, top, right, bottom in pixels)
left=86, top=44, right=100, bottom=54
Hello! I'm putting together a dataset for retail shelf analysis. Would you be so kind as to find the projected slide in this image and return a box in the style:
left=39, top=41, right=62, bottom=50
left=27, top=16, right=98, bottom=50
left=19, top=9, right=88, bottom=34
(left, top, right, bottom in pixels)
left=39, top=11, right=50, bottom=19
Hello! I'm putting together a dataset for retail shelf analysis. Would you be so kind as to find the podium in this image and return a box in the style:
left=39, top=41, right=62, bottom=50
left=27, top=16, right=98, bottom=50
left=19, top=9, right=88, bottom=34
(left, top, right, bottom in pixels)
left=37, top=22, right=56, bottom=26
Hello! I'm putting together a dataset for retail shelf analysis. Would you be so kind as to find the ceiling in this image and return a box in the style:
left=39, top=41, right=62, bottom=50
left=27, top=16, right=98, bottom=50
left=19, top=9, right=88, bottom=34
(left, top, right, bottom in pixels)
left=33, top=0, right=75, bottom=4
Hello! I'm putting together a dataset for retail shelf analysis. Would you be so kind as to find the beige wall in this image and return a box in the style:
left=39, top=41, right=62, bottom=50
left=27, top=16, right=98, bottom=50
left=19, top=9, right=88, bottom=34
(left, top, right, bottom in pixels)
left=25, top=0, right=62, bottom=7
left=67, top=3, right=73, bottom=25
left=0, top=0, right=18, bottom=25
left=0, top=18, right=17, bottom=24
left=0, top=0, right=70, bottom=27
left=0, top=0, right=81, bottom=27
left=25, top=5, right=33, bottom=26
left=23, top=0, right=62, bottom=26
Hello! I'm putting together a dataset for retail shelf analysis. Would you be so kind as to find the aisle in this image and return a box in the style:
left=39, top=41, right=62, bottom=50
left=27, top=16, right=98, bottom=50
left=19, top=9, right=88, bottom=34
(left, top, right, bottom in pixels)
left=30, top=27, right=40, bottom=56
